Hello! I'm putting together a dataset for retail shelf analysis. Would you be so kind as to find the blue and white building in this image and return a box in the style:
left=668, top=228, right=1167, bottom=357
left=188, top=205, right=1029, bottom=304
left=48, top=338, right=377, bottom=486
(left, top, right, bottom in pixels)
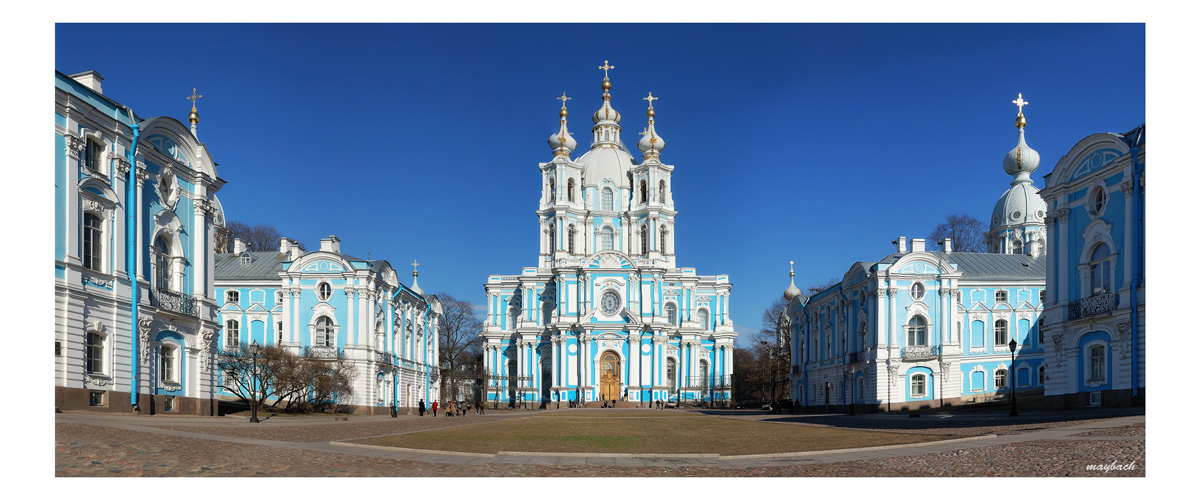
left=215, top=236, right=442, bottom=414
left=784, top=99, right=1048, bottom=412
left=55, top=71, right=227, bottom=414
left=481, top=65, right=737, bottom=407
left=1039, top=125, right=1145, bottom=409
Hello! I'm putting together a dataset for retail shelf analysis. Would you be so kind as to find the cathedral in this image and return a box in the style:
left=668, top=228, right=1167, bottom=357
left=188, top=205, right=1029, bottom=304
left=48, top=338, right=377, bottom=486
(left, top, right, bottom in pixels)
left=481, top=63, right=737, bottom=407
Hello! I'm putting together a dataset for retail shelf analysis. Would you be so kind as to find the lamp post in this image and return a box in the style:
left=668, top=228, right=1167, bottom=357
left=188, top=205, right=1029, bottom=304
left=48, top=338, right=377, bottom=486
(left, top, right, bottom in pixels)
left=249, top=341, right=260, bottom=423
left=1008, top=338, right=1018, bottom=417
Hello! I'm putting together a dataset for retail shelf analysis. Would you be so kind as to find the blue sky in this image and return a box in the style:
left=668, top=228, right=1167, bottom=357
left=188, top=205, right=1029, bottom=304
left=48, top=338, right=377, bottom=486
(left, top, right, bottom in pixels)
left=52, top=23, right=1146, bottom=346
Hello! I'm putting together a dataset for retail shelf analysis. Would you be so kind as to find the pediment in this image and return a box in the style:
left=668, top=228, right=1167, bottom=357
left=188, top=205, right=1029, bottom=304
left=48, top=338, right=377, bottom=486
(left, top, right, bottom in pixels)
left=587, top=251, right=633, bottom=269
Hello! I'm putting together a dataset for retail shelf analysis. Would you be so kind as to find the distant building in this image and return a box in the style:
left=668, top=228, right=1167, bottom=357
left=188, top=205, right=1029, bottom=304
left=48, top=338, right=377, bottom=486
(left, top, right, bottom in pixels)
left=1038, top=125, right=1145, bottom=409
left=481, top=65, right=736, bottom=408
left=214, top=236, right=441, bottom=414
left=55, top=71, right=226, bottom=414
left=785, top=99, right=1048, bottom=411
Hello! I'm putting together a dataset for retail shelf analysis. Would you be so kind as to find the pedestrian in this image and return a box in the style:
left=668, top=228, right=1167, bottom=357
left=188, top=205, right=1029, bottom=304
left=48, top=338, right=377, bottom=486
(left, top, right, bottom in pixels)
left=461, top=402, right=467, bottom=417
left=418, top=399, right=426, bottom=417
left=432, top=400, right=438, bottom=417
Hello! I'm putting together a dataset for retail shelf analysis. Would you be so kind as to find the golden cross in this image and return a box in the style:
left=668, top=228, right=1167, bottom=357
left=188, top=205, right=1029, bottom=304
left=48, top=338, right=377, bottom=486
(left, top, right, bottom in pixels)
left=557, top=92, right=571, bottom=108
left=1012, top=93, right=1029, bottom=116
left=411, top=260, right=419, bottom=275
left=187, top=88, right=203, bottom=108
left=643, top=92, right=658, bottom=108
left=599, top=60, right=614, bottom=79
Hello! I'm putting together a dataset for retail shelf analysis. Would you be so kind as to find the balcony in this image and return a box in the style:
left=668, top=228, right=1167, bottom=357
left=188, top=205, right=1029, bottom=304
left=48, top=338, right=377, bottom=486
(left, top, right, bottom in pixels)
left=901, top=345, right=940, bottom=359
left=1068, top=291, right=1119, bottom=321
left=150, top=288, right=195, bottom=317
left=374, top=351, right=394, bottom=365
left=304, top=345, right=343, bottom=359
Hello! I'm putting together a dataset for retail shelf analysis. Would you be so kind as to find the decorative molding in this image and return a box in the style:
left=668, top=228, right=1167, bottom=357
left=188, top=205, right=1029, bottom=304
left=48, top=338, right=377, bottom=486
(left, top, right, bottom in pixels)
left=87, top=374, right=111, bottom=386
left=114, top=156, right=131, bottom=177
left=66, top=135, right=86, bottom=160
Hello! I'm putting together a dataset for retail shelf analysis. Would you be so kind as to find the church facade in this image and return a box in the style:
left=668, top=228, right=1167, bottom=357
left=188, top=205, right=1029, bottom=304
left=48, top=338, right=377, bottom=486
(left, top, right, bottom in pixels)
left=784, top=98, right=1048, bottom=412
left=481, top=64, right=737, bottom=407
left=1038, top=125, right=1145, bottom=410
left=214, top=236, right=442, bottom=414
left=55, top=71, right=226, bottom=414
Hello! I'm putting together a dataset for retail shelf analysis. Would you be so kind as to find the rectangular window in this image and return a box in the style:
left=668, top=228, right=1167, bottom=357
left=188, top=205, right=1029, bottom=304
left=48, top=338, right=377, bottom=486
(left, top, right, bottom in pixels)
left=83, top=213, right=103, bottom=272
left=163, top=396, right=176, bottom=412
left=995, top=290, right=1008, bottom=303
left=225, top=320, right=239, bottom=348
left=86, top=332, right=104, bottom=374
left=995, top=370, right=1007, bottom=388
left=1039, top=289, right=1045, bottom=303
left=994, top=320, right=1008, bottom=346
left=275, top=290, right=284, bottom=306
left=89, top=391, right=105, bottom=407
left=226, top=290, right=239, bottom=304
left=277, top=321, right=283, bottom=344
left=910, top=375, right=926, bottom=397
left=84, top=140, right=103, bottom=171
left=55, top=341, right=61, bottom=356
left=161, top=345, right=176, bottom=383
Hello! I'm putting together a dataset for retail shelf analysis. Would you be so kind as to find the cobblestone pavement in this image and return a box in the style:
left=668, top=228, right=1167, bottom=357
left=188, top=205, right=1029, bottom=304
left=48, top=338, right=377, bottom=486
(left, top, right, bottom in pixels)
left=54, top=408, right=1145, bottom=477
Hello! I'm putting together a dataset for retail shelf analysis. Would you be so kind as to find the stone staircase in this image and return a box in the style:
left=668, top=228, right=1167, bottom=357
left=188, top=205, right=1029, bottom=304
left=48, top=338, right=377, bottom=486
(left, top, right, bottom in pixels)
left=582, top=400, right=639, bottom=409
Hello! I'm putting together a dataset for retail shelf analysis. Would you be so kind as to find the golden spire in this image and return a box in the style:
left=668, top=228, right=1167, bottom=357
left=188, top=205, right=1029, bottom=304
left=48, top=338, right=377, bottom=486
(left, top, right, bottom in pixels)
left=187, top=88, right=203, bottom=124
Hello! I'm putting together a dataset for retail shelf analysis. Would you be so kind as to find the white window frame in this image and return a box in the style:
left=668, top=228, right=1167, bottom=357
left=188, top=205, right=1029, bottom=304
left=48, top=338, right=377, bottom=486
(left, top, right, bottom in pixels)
left=225, top=319, right=240, bottom=348
left=994, top=319, right=1008, bottom=346
left=910, top=282, right=925, bottom=301
left=317, top=282, right=332, bottom=301
left=994, top=367, right=1008, bottom=389
left=86, top=331, right=106, bottom=375
left=696, top=308, right=710, bottom=331
left=600, top=226, right=615, bottom=251
left=601, top=187, right=614, bottom=211
left=906, top=315, right=928, bottom=346
left=82, top=212, right=105, bottom=272
left=161, top=343, right=179, bottom=383
left=315, top=316, right=335, bottom=347
left=226, top=290, right=239, bottom=304
left=909, top=373, right=927, bottom=398
left=665, top=302, right=677, bottom=325
left=1085, top=341, right=1108, bottom=386
left=995, top=289, right=1008, bottom=303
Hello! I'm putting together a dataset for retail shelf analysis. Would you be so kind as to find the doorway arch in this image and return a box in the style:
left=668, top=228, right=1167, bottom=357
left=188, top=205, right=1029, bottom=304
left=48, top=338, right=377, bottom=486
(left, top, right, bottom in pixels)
left=599, top=350, right=621, bottom=401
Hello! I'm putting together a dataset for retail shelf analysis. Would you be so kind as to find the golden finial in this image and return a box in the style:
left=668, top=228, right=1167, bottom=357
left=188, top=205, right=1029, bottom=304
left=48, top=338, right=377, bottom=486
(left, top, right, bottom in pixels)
left=599, top=60, right=614, bottom=91
left=789, top=260, right=795, bottom=278
left=187, top=88, right=202, bottom=124
left=1012, top=93, right=1029, bottom=128
left=644, top=92, right=658, bottom=118
left=557, top=92, right=571, bottom=118
left=411, top=260, right=419, bottom=277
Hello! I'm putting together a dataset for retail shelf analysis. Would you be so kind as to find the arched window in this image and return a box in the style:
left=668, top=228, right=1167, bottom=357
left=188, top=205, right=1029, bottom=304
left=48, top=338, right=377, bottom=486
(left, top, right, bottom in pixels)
left=1090, top=243, right=1112, bottom=295
left=549, top=178, right=556, bottom=202
left=658, top=180, right=666, bottom=203
left=315, top=316, right=334, bottom=347
left=906, top=316, right=927, bottom=346
left=225, top=319, right=239, bottom=348
left=83, top=213, right=103, bottom=272
left=858, top=321, right=867, bottom=351
left=601, top=187, right=614, bottom=211
left=567, top=178, right=575, bottom=202
left=568, top=224, right=576, bottom=254
left=640, top=225, right=648, bottom=256
left=1012, top=238, right=1024, bottom=255
left=910, top=374, right=926, bottom=397
left=995, top=368, right=1008, bottom=389
left=600, top=226, right=614, bottom=251
left=548, top=222, right=555, bottom=252
left=697, top=308, right=710, bottom=330
left=86, top=332, right=105, bottom=374
left=660, top=228, right=667, bottom=254
left=665, top=302, right=677, bottom=325
left=154, top=236, right=172, bottom=291
left=699, top=359, right=709, bottom=389
left=640, top=180, right=648, bottom=203
left=994, top=319, right=1008, bottom=346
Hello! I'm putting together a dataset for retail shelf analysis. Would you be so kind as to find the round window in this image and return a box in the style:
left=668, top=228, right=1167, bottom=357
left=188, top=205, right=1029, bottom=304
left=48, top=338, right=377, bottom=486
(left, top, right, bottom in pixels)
left=318, top=282, right=332, bottom=301
left=601, top=290, right=621, bottom=315
left=1011, top=210, right=1022, bottom=220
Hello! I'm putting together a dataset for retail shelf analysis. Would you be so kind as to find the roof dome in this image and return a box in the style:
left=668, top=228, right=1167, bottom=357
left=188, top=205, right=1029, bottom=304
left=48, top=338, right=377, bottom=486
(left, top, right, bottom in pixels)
left=783, top=261, right=803, bottom=301
left=548, top=93, right=577, bottom=157
left=637, top=92, right=665, bottom=161
left=990, top=180, right=1047, bottom=232
left=576, top=146, right=636, bottom=190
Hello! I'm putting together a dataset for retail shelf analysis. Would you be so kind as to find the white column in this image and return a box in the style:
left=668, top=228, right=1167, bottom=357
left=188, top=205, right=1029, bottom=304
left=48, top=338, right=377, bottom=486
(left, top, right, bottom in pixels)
left=1056, top=210, right=1070, bottom=304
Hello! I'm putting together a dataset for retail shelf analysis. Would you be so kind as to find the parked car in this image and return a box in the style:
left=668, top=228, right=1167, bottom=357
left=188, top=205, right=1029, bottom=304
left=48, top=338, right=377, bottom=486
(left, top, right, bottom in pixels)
left=768, top=399, right=794, bottom=413
left=735, top=400, right=752, bottom=409
left=761, top=402, right=774, bottom=411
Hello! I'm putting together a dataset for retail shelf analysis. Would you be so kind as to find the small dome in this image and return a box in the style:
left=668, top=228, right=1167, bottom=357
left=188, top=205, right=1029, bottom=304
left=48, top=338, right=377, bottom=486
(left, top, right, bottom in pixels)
left=990, top=182, right=1047, bottom=232
left=637, top=97, right=665, bottom=160
left=1003, top=128, right=1041, bottom=180
left=548, top=103, right=577, bottom=157
left=783, top=262, right=802, bottom=301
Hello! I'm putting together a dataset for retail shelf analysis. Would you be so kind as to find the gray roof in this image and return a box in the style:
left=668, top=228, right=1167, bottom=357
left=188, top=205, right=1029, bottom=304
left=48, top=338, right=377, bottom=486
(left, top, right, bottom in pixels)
left=945, top=252, right=1046, bottom=281
left=214, top=251, right=290, bottom=280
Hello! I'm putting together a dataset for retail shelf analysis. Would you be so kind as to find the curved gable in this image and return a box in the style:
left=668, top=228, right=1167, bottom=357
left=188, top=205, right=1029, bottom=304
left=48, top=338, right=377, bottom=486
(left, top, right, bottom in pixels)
left=1048, top=133, right=1130, bottom=189
left=139, top=116, right=218, bottom=179
left=889, top=253, right=955, bottom=276
left=288, top=252, right=353, bottom=274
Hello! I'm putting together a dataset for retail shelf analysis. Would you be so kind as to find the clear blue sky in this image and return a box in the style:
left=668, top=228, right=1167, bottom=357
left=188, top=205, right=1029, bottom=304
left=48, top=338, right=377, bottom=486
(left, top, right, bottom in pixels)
left=53, top=23, right=1145, bottom=346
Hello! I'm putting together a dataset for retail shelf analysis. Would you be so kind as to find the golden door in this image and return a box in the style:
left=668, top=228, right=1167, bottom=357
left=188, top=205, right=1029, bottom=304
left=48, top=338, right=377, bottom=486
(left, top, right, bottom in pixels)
left=599, top=351, right=620, bottom=401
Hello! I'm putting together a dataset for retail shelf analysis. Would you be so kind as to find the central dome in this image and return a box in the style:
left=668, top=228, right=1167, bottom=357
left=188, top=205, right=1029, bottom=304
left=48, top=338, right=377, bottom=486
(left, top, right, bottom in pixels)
left=990, top=181, right=1047, bottom=232
left=575, top=146, right=636, bottom=190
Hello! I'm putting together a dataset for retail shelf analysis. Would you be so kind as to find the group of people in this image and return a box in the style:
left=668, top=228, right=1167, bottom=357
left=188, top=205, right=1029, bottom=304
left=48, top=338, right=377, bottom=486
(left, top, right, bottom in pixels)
left=417, top=399, right=485, bottom=417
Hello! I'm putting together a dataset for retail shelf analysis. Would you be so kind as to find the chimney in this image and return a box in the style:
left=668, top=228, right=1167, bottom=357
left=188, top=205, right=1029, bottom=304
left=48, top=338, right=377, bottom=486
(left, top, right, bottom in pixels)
left=912, top=238, right=926, bottom=253
left=895, top=236, right=908, bottom=254
left=69, top=70, right=104, bottom=95
left=281, top=238, right=303, bottom=260
left=943, top=238, right=953, bottom=253
left=233, top=238, right=246, bottom=254
left=319, top=235, right=340, bottom=254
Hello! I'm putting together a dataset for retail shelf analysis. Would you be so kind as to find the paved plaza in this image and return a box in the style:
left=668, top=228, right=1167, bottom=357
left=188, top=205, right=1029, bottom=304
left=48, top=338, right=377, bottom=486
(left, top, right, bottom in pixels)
left=54, top=407, right=1144, bottom=477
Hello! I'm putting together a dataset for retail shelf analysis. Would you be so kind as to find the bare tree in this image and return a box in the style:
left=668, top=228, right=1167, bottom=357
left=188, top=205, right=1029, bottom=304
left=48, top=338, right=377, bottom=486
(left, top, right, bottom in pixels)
left=807, top=277, right=840, bottom=295
left=217, top=344, right=356, bottom=414
left=928, top=213, right=987, bottom=253
left=436, top=293, right=484, bottom=402
left=219, top=220, right=305, bottom=253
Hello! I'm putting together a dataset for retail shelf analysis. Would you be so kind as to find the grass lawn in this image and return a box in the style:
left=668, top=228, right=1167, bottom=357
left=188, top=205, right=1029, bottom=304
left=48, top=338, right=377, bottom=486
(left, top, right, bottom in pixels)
left=350, top=411, right=955, bottom=455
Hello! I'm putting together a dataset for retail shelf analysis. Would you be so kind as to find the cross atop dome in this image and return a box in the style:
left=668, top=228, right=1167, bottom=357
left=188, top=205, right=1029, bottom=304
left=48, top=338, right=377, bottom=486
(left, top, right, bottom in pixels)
left=557, top=92, right=571, bottom=109
left=599, top=60, right=614, bottom=80
left=1012, top=93, right=1029, bottom=116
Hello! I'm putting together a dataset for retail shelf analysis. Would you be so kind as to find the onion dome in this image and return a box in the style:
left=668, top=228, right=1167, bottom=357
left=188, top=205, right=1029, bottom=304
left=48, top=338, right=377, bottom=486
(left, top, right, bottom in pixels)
left=991, top=93, right=1047, bottom=234
left=1002, top=93, right=1041, bottom=184
left=637, top=92, right=666, bottom=161
left=783, top=261, right=802, bottom=301
left=590, top=60, right=622, bottom=148
left=548, top=92, right=577, bottom=157
left=410, top=268, right=423, bottom=295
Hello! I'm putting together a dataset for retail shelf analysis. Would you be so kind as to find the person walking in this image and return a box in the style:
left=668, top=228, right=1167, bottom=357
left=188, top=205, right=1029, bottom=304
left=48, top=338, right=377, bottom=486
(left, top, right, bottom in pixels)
left=432, top=400, right=438, bottom=417
left=418, top=399, right=426, bottom=417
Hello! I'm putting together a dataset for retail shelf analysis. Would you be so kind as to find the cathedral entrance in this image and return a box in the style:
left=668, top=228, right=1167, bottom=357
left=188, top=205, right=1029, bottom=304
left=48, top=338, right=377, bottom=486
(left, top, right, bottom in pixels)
left=599, top=351, right=621, bottom=401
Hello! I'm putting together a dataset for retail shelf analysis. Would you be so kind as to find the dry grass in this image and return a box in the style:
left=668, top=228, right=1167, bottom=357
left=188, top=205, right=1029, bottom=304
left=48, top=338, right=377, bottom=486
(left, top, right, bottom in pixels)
left=350, top=411, right=954, bottom=455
